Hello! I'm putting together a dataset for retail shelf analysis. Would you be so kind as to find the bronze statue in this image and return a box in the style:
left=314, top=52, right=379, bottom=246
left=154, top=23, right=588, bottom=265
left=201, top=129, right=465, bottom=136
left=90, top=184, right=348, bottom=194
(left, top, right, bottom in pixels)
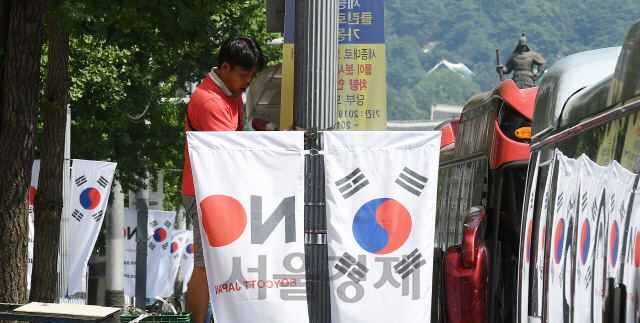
left=496, top=33, right=547, bottom=89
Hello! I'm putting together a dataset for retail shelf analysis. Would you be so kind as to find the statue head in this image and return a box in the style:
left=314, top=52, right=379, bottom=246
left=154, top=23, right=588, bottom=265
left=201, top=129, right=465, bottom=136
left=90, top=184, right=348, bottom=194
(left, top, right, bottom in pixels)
left=513, top=32, right=532, bottom=53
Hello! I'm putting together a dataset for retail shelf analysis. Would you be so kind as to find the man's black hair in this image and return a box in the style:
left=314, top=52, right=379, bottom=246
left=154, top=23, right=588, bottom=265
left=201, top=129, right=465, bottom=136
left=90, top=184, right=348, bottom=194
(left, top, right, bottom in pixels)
left=218, top=35, right=265, bottom=72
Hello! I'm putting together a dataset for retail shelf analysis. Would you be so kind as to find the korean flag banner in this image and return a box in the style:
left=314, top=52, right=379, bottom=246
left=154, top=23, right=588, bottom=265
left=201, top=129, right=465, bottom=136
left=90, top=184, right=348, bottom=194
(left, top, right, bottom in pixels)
left=324, top=131, right=441, bottom=323
left=170, top=230, right=190, bottom=294
left=187, top=131, right=308, bottom=323
left=68, top=159, right=116, bottom=294
left=28, top=159, right=40, bottom=290
left=146, top=210, right=175, bottom=298
left=182, top=231, right=195, bottom=293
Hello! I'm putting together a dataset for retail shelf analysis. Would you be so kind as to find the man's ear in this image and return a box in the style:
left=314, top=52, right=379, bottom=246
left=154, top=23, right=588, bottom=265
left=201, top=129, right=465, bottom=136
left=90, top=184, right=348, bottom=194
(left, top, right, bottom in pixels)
left=220, top=62, right=231, bottom=73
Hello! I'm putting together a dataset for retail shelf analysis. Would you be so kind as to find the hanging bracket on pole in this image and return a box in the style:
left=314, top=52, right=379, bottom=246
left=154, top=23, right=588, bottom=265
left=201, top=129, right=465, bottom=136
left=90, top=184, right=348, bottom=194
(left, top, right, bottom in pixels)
left=305, top=127, right=318, bottom=141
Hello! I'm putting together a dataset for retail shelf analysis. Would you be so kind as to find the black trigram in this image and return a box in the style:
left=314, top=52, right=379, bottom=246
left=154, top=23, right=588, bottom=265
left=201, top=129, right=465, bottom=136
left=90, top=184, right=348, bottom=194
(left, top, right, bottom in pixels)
left=75, top=175, right=87, bottom=186
left=335, top=168, right=369, bottom=199
left=395, top=167, right=427, bottom=196
left=150, top=220, right=158, bottom=227
left=164, top=220, right=172, bottom=228
left=394, top=248, right=426, bottom=279
left=92, top=210, right=103, bottom=222
left=162, top=242, right=169, bottom=250
left=71, top=209, right=84, bottom=221
left=97, top=176, right=109, bottom=188
left=148, top=243, right=156, bottom=250
left=178, top=237, right=184, bottom=242
left=335, top=252, right=368, bottom=284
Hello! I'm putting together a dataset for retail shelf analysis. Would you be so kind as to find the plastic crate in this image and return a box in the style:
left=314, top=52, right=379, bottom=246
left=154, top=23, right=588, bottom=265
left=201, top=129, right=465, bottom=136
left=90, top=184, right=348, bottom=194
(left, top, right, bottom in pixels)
left=121, top=313, right=192, bottom=323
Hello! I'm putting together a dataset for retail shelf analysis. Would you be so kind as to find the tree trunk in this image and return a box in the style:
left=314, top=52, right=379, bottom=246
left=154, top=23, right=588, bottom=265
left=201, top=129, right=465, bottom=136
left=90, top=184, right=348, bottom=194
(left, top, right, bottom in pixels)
left=29, top=15, right=69, bottom=303
left=0, top=0, right=48, bottom=309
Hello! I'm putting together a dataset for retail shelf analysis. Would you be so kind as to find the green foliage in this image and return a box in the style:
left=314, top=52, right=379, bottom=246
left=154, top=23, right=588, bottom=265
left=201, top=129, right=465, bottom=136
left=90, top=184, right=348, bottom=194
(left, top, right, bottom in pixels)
left=412, top=69, right=481, bottom=110
left=385, top=0, right=640, bottom=116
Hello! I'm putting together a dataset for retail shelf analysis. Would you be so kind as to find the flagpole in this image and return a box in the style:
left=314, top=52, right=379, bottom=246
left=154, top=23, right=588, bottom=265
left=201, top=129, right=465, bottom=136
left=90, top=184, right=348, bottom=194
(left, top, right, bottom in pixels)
left=135, top=176, right=149, bottom=309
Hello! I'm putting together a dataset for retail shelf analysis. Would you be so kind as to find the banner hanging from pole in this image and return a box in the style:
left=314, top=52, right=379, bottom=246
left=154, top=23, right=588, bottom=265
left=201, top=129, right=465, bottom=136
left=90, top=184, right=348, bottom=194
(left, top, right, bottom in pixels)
left=182, top=231, right=195, bottom=293
left=68, top=159, right=117, bottom=294
left=170, top=230, right=190, bottom=295
left=123, top=209, right=137, bottom=297
left=324, top=131, right=440, bottom=322
left=28, top=159, right=40, bottom=290
left=188, top=131, right=309, bottom=323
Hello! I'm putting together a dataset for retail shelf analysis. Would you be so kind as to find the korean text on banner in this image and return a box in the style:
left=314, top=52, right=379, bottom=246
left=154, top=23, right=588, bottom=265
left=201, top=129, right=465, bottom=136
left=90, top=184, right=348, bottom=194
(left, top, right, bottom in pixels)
left=123, top=209, right=137, bottom=297
left=187, top=131, right=309, bottom=323
left=280, top=0, right=386, bottom=130
left=68, top=159, right=117, bottom=294
left=324, top=131, right=441, bottom=322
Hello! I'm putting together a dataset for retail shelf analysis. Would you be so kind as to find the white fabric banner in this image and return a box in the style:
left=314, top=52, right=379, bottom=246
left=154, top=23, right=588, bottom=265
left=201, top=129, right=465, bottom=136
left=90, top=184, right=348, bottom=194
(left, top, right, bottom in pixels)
left=68, top=159, right=117, bottom=294
left=123, top=209, right=137, bottom=297
left=548, top=151, right=578, bottom=322
left=188, top=131, right=309, bottom=323
left=519, top=154, right=539, bottom=323
left=324, top=131, right=440, bottom=322
left=146, top=210, right=176, bottom=298
left=574, top=154, right=607, bottom=323
left=27, top=159, right=40, bottom=290
left=123, top=210, right=176, bottom=298
left=182, top=231, right=195, bottom=293
left=626, top=183, right=640, bottom=323
left=170, top=230, right=189, bottom=295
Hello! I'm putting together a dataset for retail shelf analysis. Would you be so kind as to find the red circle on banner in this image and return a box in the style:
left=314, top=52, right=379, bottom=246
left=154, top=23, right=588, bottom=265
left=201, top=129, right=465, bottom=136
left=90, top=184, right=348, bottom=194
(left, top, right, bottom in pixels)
left=200, top=195, right=247, bottom=247
left=29, top=186, right=37, bottom=206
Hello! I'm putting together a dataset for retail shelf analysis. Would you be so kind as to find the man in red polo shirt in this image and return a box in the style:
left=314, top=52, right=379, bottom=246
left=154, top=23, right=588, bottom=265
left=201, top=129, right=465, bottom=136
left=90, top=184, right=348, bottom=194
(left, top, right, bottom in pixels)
left=182, top=35, right=264, bottom=323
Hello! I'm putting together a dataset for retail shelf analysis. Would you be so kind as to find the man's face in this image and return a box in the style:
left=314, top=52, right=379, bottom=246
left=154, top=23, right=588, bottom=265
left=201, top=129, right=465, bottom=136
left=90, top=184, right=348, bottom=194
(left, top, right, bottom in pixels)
left=218, top=62, right=258, bottom=96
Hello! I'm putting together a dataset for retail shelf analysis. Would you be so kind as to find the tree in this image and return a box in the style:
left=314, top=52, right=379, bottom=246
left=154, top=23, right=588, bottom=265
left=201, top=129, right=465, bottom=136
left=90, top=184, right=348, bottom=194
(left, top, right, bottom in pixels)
left=411, top=69, right=481, bottom=110
left=29, top=14, right=70, bottom=303
left=0, top=0, right=49, bottom=306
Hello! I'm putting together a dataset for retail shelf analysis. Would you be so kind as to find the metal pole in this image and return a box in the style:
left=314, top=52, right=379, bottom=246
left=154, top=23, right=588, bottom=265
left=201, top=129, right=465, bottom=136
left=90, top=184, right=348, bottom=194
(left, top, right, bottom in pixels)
left=57, top=105, right=71, bottom=302
left=105, top=180, right=125, bottom=307
left=293, top=0, right=337, bottom=321
left=135, top=176, right=149, bottom=309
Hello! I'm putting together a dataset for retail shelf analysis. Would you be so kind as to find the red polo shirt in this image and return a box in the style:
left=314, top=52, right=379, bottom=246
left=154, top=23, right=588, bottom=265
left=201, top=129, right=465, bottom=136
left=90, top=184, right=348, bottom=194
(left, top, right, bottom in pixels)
left=181, top=71, right=244, bottom=195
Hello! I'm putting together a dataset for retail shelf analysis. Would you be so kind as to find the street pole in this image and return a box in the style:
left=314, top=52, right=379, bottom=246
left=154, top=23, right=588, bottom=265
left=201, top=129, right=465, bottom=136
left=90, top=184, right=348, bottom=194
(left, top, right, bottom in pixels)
left=135, top=176, right=149, bottom=309
left=293, top=0, right=337, bottom=321
left=105, top=180, right=125, bottom=307
left=57, top=105, right=71, bottom=302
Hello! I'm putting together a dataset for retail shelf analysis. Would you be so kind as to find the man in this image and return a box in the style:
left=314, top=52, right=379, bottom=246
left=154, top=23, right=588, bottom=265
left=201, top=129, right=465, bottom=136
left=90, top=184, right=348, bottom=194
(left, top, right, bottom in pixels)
left=497, top=33, right=547, bottom=89
left=182, top=35, right=264, bottom=323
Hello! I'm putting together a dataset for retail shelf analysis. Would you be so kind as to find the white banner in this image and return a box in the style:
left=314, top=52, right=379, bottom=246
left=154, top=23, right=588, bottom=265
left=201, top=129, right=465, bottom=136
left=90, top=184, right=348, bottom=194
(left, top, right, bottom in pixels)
left=548, top=151, right=578, bottom=322
left=68, top=159, right=117, bottom=294
left=28, top=159, right=40, bottom=290
left=519, top=154, right=539, bottom=323
left=182, top=231, right=195, bottom=293
left=170, top=230, right=189, bottom=295
left=124, top=209, right=137, bottom=297
left=146, top=210, right=175, bottom=298
left=123, top=210, right=176, bottom=298
left=626, top=183, right=640, bottom=323
left=324, top=131, right=440, bottom=322
left=574, top=154, right=607, bottom=323
left=188, top=131, right=309, bottom=323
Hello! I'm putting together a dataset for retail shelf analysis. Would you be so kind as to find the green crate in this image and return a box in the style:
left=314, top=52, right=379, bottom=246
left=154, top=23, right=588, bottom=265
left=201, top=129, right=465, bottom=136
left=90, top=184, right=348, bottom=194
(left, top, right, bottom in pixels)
left=121, top=313, right=192, bottom=323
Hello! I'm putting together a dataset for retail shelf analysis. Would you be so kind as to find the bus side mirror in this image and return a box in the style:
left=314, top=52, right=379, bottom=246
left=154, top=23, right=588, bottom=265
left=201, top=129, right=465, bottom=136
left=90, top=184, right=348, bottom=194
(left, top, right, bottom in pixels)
left=462, top=206, right=487, bottom=268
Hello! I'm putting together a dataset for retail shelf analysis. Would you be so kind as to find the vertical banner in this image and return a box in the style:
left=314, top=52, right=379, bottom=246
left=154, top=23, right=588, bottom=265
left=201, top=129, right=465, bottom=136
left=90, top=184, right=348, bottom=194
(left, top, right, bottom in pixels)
left=519, top=154, right=539, bottom=323
left=548, top=151, right=578, bottom=321
left=324, top=131, right=440, bottom=322
left=123, top=210, right=176, bottom=298
left=146, top=210, right=176, bottom=298
left=182, top=231, right=195, bottom=293
left=170, top=230, right=190, bottom=295
left=626, top=183, right=640, bottom=323
left=124, top=209, right=137, bottom=297
left=573, top=155, right=607, bottom=323
left=28, top=159, right=40, bottom=290
left=336, top=0, right=386, bottom=130
left=68, top=159, right=117, bottom=294
left=280, top=0, right=295, bottom=129
left=188, top=132, right=309, bottom=323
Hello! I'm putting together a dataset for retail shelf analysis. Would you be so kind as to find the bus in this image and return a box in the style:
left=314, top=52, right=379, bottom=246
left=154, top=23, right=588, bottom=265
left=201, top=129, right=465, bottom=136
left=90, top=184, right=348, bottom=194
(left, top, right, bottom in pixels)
left=433, top=78, right=537, bottom=323
left=518, top=20, right=640, bottom=323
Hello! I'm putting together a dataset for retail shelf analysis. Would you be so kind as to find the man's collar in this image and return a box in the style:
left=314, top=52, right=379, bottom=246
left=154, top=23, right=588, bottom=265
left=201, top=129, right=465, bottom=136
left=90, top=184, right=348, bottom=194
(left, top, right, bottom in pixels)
left=208, top=67, right=234, bottom=97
